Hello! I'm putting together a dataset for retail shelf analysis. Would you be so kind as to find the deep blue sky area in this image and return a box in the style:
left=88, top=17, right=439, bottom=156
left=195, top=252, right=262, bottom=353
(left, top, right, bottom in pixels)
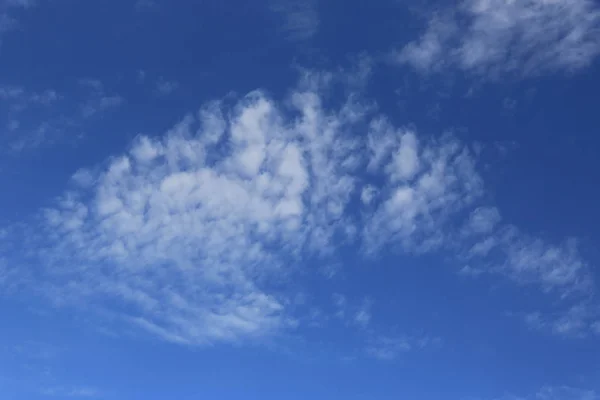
left=1, top=1, right=600, bottom=399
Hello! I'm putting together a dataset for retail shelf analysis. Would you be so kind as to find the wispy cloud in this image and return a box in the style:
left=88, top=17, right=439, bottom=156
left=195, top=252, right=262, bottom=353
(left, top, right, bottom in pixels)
left=155, top=78, right=179, bottom=96
left=0, top=85, right=60, bottom=109
left=0, top=0, right=35, bottom=40
left=524, top=304, right=600, bottom=338
left=271, top=0, right=319, bottom=42
left=396, top=0, right=600, bottom=78
left=41, top=386, right=101, bottom=398
left=135, top=0, right=158, bottom=12
left=492, top=386, right=599, bottom=400
left=78, top=78, right=124, bottom=118
left=0, top=79, right=123, bottom=152
left=365, top=334, right=441, bottom=361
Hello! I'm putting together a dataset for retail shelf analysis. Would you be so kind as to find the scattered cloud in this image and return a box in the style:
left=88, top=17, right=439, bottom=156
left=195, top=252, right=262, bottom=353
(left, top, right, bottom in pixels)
left=493, top=386, right=600, bottom=400
left=365, top=335, right=411, bottom=360
left=41, top=386, right=100, bottom=398
left=363, top=122, right=484, bottom=255
left=271, top=0, right=319, bottom=42
left=396, top=0, right=600, bottom=77
left=365, top=334, right=440, bottom=360
left=353, top=299, right=372, bottom=328
left=79, top=79, right=124, bottom=118
left=155, top=78, right=179, bottom=96
left=0, top=85, right=60, bottom=109
left=524, top=304, right=600, bottom=338
left=0, top=0, right=35, bottom=40
left=332, top=293, right=347, bottom=319
left=0, top=79, right=123, bottom=152
left=463, top=222, right=592, bottom=295
left=0, top=85, right=65, bottom=152
left=1, top=70, right=595, bottom=347
left=535, top=386, right=599, bottom=400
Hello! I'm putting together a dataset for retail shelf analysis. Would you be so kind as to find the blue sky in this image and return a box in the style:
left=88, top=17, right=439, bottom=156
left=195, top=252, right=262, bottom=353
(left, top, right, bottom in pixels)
left=1, top=0, right=600, bottom=399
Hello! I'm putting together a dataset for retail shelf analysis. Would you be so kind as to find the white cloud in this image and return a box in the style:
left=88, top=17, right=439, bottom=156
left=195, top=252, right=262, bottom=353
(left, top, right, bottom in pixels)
left=2, top=70, right=595, bottom=347
left=397, top=0, right=600, bottom=77
left=353, top=299, right=372, bottom=328
left=524, top=304, right=599, bottom=338
left=364, top=127, right=484, bottom=255
left=467, top=207, right=501, bottom=234
left=460, top=215, right=591, bottom=295
left=20, top=73, right=369, bottom=345
left=332, top=293, right=347, bottom=319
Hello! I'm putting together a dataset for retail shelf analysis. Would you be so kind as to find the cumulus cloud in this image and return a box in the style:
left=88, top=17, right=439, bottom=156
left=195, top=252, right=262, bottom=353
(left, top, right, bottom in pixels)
left=19, top=73, right=367, bottom=345
left=1, top=70, right=594, bottom=347
left=363, top=120, right=484, bottom=255
left=396, top=0, right=600, bottom=77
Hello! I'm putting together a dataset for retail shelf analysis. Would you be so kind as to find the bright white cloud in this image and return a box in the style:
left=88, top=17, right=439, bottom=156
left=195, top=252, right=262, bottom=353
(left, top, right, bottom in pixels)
left=397, top=0, right=600, bottom=77
left=20, top=73, right=367, bottom=346
left=2, top=70, right=595, bottom=347
left=364, top=125, right=484, bottom=255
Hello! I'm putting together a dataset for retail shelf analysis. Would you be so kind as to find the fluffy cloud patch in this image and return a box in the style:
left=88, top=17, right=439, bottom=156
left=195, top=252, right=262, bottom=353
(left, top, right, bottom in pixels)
left=2, top=72, right=595, bottom=346
left=23, top=74, right=366, bottom=345
left=397, top=0, right=600, bottom=77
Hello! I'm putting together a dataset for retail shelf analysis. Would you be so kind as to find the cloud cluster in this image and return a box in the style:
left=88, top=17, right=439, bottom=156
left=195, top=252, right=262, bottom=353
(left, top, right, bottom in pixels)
left=2, top=71, right=594, bottom=347
left=461, top=211, right=592, bottom=295
left=397, top=0, right=600, bottom=77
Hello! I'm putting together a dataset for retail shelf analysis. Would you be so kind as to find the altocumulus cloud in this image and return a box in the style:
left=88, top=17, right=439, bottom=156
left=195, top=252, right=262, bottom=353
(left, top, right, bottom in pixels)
left=0, top=70, right=595, bottom=346
left=396, top=0, right=600, bottom=77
